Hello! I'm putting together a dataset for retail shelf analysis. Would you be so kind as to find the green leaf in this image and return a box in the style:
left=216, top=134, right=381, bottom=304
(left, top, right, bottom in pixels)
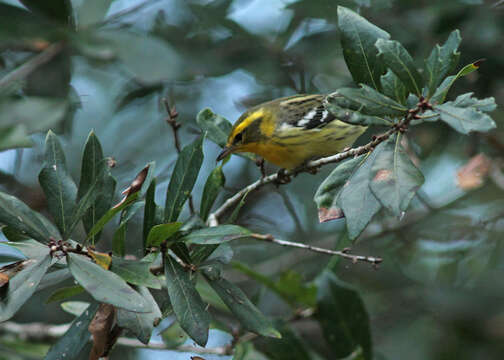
left=315, top=270, right=372, bottom=360
left=146, top=222, right=182, bottom=247
left=434, top=103, right=496, bottom=134
left=5, top=240, right=50, bottom=261
left=164, top=255, right=211, bottom=347
left=202, top=269, right=280, bottom=338
left=110, top=256, right=161, bottom=289
left=38, top=131, right=78, bottom=240
left=200, top=166, right=225, bottom=221
left=86, top=191, right=139, bottom=240
left=375, top=39, right=424, bottom=96
left=19, top=0, right=73, bottom=25
left=0, top=254, right=52, bottom=322
left=314, top=156, right=365, bottom=223
left=0, top=243, right=27, bottom=264
left=325, top=102, right=392, bottom=126
left=334, top=85, right=407, bottom=117
left=257, top=320, right=312, bottom=360
left=182, top=225, right=252, bottom=245
left=117, top=286, right=162, bottom=345
left=0, top=191, right=52, bottom=242
left=66, top=181, right=99, bottom=242
left=431, top=60, right=484, bottom=103
left=75, top=0, right=113, bottom=28
left=164, top=136, right=204, bottom=222
left=0, top=125, right=33, bottom=151
left=452, top=92, right=497, bottom=112
left=60, top=301, right=91, bottom=317
left=337, top=151, right=382, bottom=240
left=424, top=30, right=461, bottom=96
left=98, top=30, right=182, bottom=84
left=67, top=252, right=152, bottom=313
left=380, top=69, right=406, bottom=104
left=143, top=178, right=157, bottom=250
left=111, top=201, right=145, bottom=256
left=337, top=6, right=390, bottom=90
left=78, top=131, right=116, bottom=242
left=196, top=108, right=233, bottom=148
left=369, top=135, right=424, bottom=216
left=44, top=303, right=100, bottom=360
left=46, top=285, right=84, bottom=304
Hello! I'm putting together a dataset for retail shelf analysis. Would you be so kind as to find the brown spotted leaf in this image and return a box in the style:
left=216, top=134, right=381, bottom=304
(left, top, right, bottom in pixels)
left=456, top=154, right=491, bottom=191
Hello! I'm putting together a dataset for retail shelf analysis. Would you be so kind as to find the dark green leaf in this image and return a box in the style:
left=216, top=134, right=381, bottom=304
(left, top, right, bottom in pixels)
left=314, top=156, right=365, bottom=223
left=315, top=270, right=372, bottom=360
left=337, top=151, right=382, bottom=240
left=325, top=102, right=391, bottom=126
left=146, top=222, right=183, bottom=247
left=44, top=303, right=100, bottom=360
left=164, top=136, right=204, bottom=222
left=0, top=254, right=52, bottom=322
left=196, top=108, right=233, bottom=148
left=431, top=60, right=483, bottom=103
left=0, top=191, right=52, bottom=242
left=370, top=135, right=424, bottom=216
left=111, top=201, right=145, bottom=256
left=38, top=131, right=77, bottom=240
left=67, top=252, right=152, bottom=313
left=76, top=0, right=113, bottom=28
left=424, top=30, right=461, bottom=96
left=143, top=178, right=157, bottom=250
left=78, top=131, right=116, bottom=242
left=258, top=320, right=312, bottom=360
left=337, top=6, right=390, bottom=89
left=375, top=39, right=424, bottom=95
left=200, top=166, right=225, bottom=221
left=334, top=85, right=407, bottom=117
left=117, top=286, right=162, bottom=345
left=45, top=285, right=84, bottom=304
left=0, top=243, right=27, bottom=264
left=110, top=256, right=161, bottom=289
left=182, top=225, right=251, bottom=245
left=0, top=98, right=68, bottom=132
left=5, top=240, right=50, bottom=261
left=66, top=180, right=98, bottom=241
left=202, top=270, right=280, bottom=338
left=452, top=93, right=497, bottom=112
left=434, top=103, right=496, bottom=134
left=20, top=0, right=73, bottom=25
left=380, top=69, right=406, bottom=104
left=86, top=191, right=139, bottom=240
left=0, top=125, right=33, bottom=151
left=164, top=255, right=211, bottom=347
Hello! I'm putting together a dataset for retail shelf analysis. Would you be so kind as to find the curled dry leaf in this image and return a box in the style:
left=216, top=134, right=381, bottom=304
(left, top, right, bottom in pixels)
left=88, top=249, right=112, bottom=270
left=318, top=207, right=345, bottom=223
left=456, top=154, right=491, bottom=190
left=113, top=164, right=150, bottom=209
left=89, top=303, right=116, bottom=360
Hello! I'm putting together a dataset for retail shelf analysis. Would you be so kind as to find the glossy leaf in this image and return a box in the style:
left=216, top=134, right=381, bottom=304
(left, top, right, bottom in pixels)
left=203, top=270, right=280, bottom=338
left=143, top=178, right=157, bottom=250
left=5, top=240, right=50, bottom=261
left=315, top=270, right=372, bottom=360
left=370, top=136, right=424, bottom=216
left=110, top=256, right=161, bottom=289
left=325, top=102, right=391, bottom=126
left=431, top=60, right=484, bottom=103
left=44, top=303, right=100, bottom=360
left=117, top=286, right=162, bottom=344
left=164, top=136, right=204, bottom=222
left=146, top=222, right=182, bottom=247
left=196, top=108, right=233, bottom=148
left=200, top=165, right=225, bottom=221
left=182, top=225, right=251, bottom=245
left=67, top=253, right=152, bottom=313
left=375, top=39, right=424, bottom=96
left=258, top=320, right=312, bottom=360
left=0, top=254, right=52, bottom=322
left=434, top=103, right=496, bottom=134
left=424, top=30, right=461, bottom=96
left=0, top=191, right=52, bottom=242
left=112, top=201, right=145, bottom=256
left=38, top=131, right=77, bottom=239
left=314, top=156, right=365, bottom=223
left=164, top=255, right=211, bottom=347
left=0, top=243, right=27, bottom=264
left=380, top=69, right=406, bottom=104
left=337, top=151, right=382, bottom=240
left=337, top=6, right=390, bottom=90
left=78, top=131, right=116, bottom=242
left=46, top=285, right=84, bottom=304
left=334, top=85, right=407, bottom=117
left=76, top=0, right=113, bottom=28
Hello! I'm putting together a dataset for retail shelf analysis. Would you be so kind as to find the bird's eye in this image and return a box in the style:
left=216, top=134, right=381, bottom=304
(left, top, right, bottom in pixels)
left=233, top=132, right=243, bottom=144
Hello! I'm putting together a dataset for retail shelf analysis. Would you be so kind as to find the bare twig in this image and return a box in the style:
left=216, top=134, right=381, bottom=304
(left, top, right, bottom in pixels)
left=162, top=97, right=195, bottom=215
left=250, top=233, right=382, bottom=266
left=0, top=42, right=65, bottom=89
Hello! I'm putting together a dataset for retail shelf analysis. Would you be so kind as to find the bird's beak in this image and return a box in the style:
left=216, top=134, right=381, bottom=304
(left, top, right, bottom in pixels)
left=216, top=146, right=234, bottom=161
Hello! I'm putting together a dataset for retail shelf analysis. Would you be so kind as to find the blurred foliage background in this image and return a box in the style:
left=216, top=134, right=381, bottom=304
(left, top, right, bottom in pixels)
left=0, top=0, right=503, bottom=359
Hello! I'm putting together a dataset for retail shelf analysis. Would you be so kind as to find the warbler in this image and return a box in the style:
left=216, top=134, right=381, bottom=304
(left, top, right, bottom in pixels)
left=217, top=94, right=367, bottom=169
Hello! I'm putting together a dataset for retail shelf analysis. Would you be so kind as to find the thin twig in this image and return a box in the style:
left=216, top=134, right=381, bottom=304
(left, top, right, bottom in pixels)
left=0, top=42, right=65, bottom=89
left=250, top=233, right=382, bottom=266
left=162, top=97, right=195, bottom=215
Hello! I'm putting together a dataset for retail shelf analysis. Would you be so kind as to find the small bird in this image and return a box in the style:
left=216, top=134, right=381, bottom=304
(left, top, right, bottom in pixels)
left=217, top=94, right=367, bottom=169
